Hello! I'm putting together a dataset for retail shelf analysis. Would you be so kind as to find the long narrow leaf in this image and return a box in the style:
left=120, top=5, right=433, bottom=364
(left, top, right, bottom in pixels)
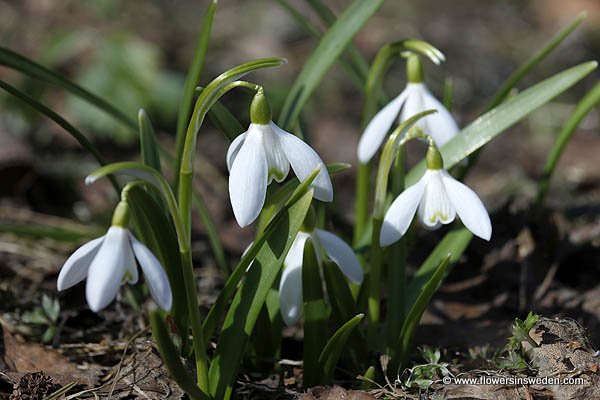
left=318, top=313, right=365, bottom=384
left=138, top=109, right=162, bottom=174
left=393, top=255, right=451, bottom=373
left=0, top=79, right=119, bottom=192
left=208, top=190, right=314, bottom=400
left=302, top=239, right=329, bottom=387
left=278, top=0, right=385, bottom=130
left=174, top=0, right=218, bottom=174
left=406, top=61, right=597, bottom=186
left=406, top=226, right=472, bottom=308
left=202, top=168, right=321, bottom=342
left=0, top=46, right=136, bottom=129
left=536, top=81, right=600, bottom=208
left=486, top=12, right=586, bottom=110
left=127, top=186, right=188, bottom=344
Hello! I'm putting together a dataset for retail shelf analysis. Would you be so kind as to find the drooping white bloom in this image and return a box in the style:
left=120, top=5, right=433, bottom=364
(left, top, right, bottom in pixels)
left=357, top=82, right=459, bottom=163
left=57, top=226, right=172, bottom=312
left=380, top=169, right=491, bottom=246
left=278, top=229, right=363, bottom=326
left=227, top=121, right=333, bottom=227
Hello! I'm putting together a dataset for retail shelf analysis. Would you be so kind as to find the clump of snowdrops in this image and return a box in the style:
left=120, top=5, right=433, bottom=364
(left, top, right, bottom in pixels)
left=1, top=3, right=598, bottom=399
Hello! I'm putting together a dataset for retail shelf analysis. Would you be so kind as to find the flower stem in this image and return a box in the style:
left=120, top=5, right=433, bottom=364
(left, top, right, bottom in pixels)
left=181, top=247, right=210, bottom=394
left=353, top=162, right=371, bottom=245
left=386, top=148, right=407, bottom=353
left=367, top=216, right=383, bottom=347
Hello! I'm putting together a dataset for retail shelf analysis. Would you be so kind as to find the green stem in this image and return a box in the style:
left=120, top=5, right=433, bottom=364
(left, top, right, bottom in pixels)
left=386, top=148, right=406, bottom=353
left=353, top=162, right=371, bottom=245
left=173, top=0, right=218, bottom=190
left=181, top=248, right=210, bottom=393
left=367, top=217, right=383, bottom=347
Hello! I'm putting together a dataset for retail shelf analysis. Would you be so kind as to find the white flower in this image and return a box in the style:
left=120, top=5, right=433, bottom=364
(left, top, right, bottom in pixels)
left=57, top=226, right=172, bottom=312
left=380, top=169, right=491, bottom=246
left=357, top=82, right=459, bottom=163
left=278, top=229, right=363, bottom=326
left=227, top=121, right=333, bottom=227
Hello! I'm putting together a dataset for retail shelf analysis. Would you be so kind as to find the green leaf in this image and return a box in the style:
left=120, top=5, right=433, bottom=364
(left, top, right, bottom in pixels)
left=318, top=313, right=365, bottom=384
left=406, top=226, right=472, bottom=308
left=302, top=239, right=329, bottom=387
left=174, top=0, right=218, bottom=166
left=536, top=81, right=600, bottom=208
left=322, top=261, right=367, bottom=372
left=208, top=190, right=314, bottom=400
left=393, top=255, right=451, bottom=374
left=0, top=79, right=119, bottom=193
left=0, top=46, right=136, bottom=129
left=202, top=168, right=321, bottom=345
left=406, top=61, right=598, bottom=186
left=278, top=0, right=385, bottom=130
left=486, top=12, right=586, bottom=110
left=126, top=186, right=189, bottom=342
left=207, top=99, right=245, bottom=141
left=138, top=109, right=162, bottom=174
left=256, top=163, right=350, bottom=235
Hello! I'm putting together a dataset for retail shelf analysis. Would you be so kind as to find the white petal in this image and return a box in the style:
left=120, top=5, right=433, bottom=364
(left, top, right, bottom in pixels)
left=380, top=171, right=430, bottom=246
left=262, top=124, right=290, bottom=183
left=274, top=123, right=333, bottom=202
left=441, top=171, right=492, bottom=241
left=57, top=236, right=104, bottom=290
left=226, top=131, right=247, bottom=172
left=418, top=170, right=456, bottom=229
left=420, top=86, right=459, bottom=146
left=358, top=89, right=409, bottom=163
left=400, top=84, right=427, bottom=130
left=129, top=233, right=173, bottom=310
left=314, top=229, right=363, bottom=284
left=279, top=233, right=310, bottom=326
left=229, top=129, right=268, bottom=227
left=85, top=227, right=131, bottom=312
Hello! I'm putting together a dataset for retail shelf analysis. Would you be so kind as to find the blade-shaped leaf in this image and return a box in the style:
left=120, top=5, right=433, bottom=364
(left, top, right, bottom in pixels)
left=393, top=255, right=451, bottom=374
left=127, top=186, right=188, bottom=342
left=174, top=0, right=219, bottom=162
left=406, top=61, right=597, bottom=186
left=208, top=190, right=314, bottom=400
left=486, top=12, right=587, bottom=110
left=406, top=226, right=472, bottom=311
left=278, top=0, right=385, bottom=130
left=318, top=313, right=365, bottom=384
left=536, top=81, right=600, bottom=208
left=138, top=109, right=162, bottom=174
left=202, top=168, right=321, bottom=343
left=207, top=99, right=245, bottom=141
left=302, top=239, right=329, bottom=387
left=323, top=261, right=367, bottom=372
left=256, top=163, right=351, bottom=235
left=0, top=79, right=119, bottom=192
left=0, top=46, right=136, bottom=129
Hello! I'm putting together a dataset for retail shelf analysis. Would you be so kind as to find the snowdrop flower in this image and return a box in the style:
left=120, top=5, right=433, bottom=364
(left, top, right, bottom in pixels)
left=380, top=142, right=491, bottom=246
left=358, top=54, right=459, bottom=163
left=227, top=90, right=333, bottom=227
left=57, top=201, right=172, bottom=312
left=278, top=218, right=363, bottom=326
